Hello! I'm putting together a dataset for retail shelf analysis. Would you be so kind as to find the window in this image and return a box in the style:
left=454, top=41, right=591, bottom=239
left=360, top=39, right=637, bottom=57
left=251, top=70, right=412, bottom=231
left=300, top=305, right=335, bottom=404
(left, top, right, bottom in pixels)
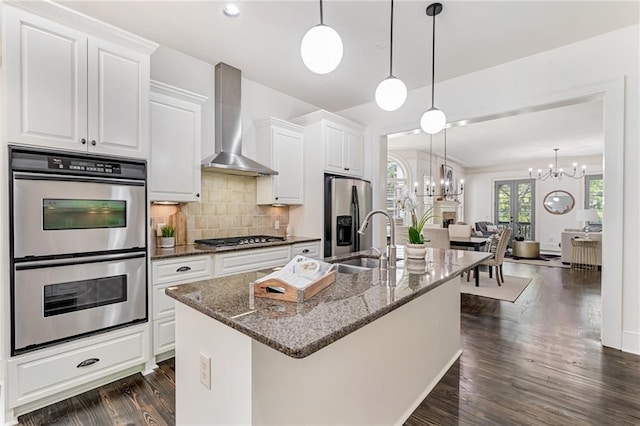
left=585, top=174, right=603, bottom=224
left=386, top=160, right=407, bottom=221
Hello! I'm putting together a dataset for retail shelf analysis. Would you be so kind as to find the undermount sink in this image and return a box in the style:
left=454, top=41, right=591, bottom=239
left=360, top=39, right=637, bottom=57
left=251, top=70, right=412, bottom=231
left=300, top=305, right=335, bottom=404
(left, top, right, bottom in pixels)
left=333, top=263, right=373, bottom=274
left=332, top=257, right=380, bottom=274
left=338, top=257, right=380, bottom=268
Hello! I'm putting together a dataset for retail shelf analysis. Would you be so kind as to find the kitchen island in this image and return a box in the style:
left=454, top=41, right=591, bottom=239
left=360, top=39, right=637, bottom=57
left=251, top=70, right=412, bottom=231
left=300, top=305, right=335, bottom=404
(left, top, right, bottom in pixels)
left=166, top=248, right=490, bottom=425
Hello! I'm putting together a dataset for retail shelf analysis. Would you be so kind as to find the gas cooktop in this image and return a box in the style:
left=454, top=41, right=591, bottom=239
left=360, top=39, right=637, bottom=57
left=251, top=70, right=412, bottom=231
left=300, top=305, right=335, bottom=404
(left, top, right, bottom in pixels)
left=195, top=235, right=286, bottom=248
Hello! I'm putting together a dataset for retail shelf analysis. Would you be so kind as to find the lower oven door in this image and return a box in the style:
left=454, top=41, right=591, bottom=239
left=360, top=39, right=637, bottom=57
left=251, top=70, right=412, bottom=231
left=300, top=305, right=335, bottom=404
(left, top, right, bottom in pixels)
left=13, top=251, right=147, bottom=355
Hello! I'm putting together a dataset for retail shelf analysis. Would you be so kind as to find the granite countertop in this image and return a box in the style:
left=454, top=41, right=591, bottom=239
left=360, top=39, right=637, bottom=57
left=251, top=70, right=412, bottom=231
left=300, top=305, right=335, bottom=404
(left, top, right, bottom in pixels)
left=151, top=236, right=321, bottom=260
left=165, top=248, right=491, bottom=359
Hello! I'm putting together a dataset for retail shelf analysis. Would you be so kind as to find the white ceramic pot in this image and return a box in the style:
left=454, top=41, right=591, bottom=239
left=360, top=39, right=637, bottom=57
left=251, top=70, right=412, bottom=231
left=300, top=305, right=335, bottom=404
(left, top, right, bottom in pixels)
left=160, top=237, right=175, bottom=248
left=405, top=243, right=427, bottom=259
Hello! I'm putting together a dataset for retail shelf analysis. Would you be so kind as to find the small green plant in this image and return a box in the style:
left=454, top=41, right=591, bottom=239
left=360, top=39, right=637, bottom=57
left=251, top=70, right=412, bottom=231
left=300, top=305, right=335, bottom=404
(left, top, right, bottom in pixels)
left=161, top=224, right=175, bottom=238
left=408, top=208, right=437, bottom=244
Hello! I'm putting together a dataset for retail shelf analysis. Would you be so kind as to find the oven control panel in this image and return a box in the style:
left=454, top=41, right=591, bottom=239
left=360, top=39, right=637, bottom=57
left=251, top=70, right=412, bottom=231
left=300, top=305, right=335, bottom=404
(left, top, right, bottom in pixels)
left=48, top=157, right=122, bottom=174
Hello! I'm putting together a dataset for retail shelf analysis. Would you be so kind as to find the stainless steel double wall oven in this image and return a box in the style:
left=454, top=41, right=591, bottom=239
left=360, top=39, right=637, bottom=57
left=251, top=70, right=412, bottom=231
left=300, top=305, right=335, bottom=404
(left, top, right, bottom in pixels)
left=9, top=146, right=148, bottom=355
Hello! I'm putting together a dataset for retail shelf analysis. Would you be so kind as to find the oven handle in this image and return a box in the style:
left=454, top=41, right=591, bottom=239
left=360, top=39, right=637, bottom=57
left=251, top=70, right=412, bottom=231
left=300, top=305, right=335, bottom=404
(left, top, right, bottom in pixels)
left=13, top=171, right=145, bottom=186
left=15, top=251, right=146, bottom=270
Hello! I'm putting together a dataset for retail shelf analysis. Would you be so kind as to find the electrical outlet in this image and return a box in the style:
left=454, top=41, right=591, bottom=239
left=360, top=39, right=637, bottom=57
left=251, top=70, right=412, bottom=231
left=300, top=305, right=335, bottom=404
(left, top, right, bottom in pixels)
left=275, top=220, right=280, bottom=230
left=156, top=222, right=166, bottom=236
left=199, top=352, right=211, bottom=389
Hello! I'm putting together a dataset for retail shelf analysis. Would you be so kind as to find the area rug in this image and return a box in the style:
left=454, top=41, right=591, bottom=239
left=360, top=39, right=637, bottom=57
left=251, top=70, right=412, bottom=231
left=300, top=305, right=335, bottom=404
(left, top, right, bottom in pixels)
left=504, top=254, right=569, bottom=269
left=460, top=273, right=532, bottom=302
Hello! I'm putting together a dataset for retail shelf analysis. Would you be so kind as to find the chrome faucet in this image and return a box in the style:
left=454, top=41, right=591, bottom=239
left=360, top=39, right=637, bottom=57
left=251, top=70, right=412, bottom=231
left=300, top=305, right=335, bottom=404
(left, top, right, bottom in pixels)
left=358, top=210, right=396, bottom=269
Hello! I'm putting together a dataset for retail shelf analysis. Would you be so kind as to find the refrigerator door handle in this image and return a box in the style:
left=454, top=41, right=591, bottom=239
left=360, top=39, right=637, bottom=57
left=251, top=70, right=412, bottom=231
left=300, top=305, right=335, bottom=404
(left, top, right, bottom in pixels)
left=352, top=185, right=360, bottom=252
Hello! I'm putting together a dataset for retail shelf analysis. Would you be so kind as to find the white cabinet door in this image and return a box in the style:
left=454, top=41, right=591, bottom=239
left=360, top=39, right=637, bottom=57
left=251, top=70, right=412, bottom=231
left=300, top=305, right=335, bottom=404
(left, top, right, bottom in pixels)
left=5, top=6, right=88, bottom=150
left=149, top=83, right=206, bottom=202
left=324, top=122, right=345, bottom=174
left=88, top=37, right=149, bottom=158
left=256, top=119, right=304, bottom=205
left=344, top=130, right=364, bottom=176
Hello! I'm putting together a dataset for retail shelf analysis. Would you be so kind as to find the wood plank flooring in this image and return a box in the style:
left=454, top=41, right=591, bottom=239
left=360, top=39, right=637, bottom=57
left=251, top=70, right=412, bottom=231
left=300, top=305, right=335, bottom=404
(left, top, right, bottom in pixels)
left=19, top=263, right=640, bottom=425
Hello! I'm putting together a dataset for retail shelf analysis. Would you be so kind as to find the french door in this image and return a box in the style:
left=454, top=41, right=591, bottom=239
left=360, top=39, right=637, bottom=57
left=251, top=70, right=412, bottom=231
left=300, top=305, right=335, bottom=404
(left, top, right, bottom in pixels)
left=495, top=179, right=535, bottom=241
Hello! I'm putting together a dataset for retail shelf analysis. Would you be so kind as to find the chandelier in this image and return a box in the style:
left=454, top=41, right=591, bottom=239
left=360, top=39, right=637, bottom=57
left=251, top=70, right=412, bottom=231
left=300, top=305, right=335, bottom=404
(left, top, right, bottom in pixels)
left=528, top=148, right=586, bottom=181
left=417, top=134, right=438, bottom=197
left=441, top=129, right=463, bottom=199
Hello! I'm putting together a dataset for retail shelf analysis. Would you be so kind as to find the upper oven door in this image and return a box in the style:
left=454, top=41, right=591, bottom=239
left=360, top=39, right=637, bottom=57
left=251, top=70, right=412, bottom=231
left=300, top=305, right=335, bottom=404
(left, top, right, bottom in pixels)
left=13, top=173, right=146, bottom=258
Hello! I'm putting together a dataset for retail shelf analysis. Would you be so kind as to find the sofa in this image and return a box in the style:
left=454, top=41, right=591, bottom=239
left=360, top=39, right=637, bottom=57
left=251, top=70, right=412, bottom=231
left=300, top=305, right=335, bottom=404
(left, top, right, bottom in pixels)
left=475, top=221, right=498, bottom=237
left=561, top=231, right=602, bottom=266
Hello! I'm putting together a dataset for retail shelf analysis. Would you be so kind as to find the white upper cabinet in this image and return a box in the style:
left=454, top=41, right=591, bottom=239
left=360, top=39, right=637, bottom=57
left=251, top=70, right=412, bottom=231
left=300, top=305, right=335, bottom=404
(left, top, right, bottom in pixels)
left=3, top=5, right=155, bottom=159
left=256, top=118, right=305, bottom=205
left=149, top=81, right=207, bottom=202
left=324, top=122, right=364, bottom=177
left=291, top=110, right=365, bottom=178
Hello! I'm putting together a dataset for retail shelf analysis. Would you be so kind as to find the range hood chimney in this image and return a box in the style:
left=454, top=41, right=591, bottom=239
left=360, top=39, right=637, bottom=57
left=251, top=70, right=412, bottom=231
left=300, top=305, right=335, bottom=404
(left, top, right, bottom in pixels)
left=201, top=62, right=277, bottom=176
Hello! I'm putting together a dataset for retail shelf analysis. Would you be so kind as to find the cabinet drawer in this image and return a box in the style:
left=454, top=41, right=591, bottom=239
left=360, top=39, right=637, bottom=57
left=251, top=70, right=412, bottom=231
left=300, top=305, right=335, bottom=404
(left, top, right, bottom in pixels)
left=153, top=282, right=176, bottom=320
left=8, top=327, right=146, bottom=407
left=152, top=254, right=213, bottom=285
left=214, top=246, right=291, bottom=277
left=291, top=241, right=321, bottom=259
left=153, top=318, right=175, bottom=355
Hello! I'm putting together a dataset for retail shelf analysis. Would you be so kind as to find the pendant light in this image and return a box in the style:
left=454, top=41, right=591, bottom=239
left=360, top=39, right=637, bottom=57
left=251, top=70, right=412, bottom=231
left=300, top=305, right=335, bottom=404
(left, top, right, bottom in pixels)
left=301, top=0, right=343, bottom=74
left=375, top=0, right=407, bottom=111
left=420, top=3, right=446, bottom=134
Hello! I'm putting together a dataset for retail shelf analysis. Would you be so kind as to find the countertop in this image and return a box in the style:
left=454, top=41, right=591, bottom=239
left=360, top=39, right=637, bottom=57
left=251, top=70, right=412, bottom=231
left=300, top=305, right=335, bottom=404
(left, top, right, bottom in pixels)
left=165, top=248, right=491, bottom=359
left=150, top=236, right=321, bottom=260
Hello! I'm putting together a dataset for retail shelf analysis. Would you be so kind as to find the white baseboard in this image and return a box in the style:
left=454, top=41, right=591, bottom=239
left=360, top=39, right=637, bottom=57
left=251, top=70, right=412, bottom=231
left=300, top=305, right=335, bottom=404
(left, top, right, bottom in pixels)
left=395, top=349, right=463, bottom=426
left=622, top=331, right=640, bottom=355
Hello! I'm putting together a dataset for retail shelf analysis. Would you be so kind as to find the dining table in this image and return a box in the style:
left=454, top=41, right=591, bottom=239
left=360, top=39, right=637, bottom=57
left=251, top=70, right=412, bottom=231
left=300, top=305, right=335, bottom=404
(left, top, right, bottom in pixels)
left=449, top=236, right=488, bottom=286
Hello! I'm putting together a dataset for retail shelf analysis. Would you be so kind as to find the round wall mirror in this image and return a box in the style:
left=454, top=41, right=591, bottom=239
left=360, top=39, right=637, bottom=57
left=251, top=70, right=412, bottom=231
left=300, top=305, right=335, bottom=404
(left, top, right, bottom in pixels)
left=543, top=190, right=575, bottom=215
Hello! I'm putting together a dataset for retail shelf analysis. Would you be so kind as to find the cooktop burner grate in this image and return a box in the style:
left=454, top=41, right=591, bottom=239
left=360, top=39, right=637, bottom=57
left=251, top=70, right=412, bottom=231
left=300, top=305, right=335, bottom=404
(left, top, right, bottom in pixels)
left=195, top=235, right=286, bottom=247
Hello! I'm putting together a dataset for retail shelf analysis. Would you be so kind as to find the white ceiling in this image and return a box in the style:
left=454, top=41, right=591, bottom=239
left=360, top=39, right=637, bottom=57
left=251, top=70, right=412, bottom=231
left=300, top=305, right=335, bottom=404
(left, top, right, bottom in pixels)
left=58, top=1, right=639, bottom=112
left=55, top=1, right=634, bottom=168
left=388, top=99, right=604, bottom=168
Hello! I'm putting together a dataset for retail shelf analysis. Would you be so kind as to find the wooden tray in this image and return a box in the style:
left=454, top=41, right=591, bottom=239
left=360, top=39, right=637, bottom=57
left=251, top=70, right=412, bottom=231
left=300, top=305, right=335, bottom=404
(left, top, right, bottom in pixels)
left=254, top=270, right=336, bottom=303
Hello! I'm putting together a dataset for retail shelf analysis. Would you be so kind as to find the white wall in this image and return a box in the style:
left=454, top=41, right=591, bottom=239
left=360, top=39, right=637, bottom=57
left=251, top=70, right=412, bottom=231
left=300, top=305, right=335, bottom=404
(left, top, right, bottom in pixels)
left=151, top=45, right=319, bottom=162
left=338, top=25, right=639, bottom=354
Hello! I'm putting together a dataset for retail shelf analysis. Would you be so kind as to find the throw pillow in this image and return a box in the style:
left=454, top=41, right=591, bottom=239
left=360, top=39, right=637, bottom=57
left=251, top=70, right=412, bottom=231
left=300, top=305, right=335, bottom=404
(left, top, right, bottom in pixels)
left=486, top=225, right=498, bottom=232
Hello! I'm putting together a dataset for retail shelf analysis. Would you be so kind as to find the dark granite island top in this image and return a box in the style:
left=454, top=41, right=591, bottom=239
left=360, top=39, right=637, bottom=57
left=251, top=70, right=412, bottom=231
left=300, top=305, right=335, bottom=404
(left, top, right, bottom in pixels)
left=165, top=248, right=490, bottom=359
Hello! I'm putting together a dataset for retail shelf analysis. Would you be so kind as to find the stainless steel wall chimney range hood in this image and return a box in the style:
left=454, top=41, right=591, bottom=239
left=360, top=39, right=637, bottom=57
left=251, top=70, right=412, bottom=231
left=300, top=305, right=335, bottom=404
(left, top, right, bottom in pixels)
left=201, top=62, right=277, bottom=176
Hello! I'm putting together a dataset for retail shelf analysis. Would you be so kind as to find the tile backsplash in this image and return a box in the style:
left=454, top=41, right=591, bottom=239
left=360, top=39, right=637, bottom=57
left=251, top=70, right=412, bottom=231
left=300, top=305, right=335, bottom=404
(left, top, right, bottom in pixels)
left=150, top=173, right=289, bottom=244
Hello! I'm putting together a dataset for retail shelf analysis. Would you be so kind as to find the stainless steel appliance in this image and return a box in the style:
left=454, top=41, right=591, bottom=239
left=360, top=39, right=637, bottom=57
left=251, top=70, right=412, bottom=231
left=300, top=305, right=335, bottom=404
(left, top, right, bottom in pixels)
left=324, top=174, right=373, bottom=258
left=195, top=235, right=285, bottom=248
left=9, top=146, right=148, bottom=355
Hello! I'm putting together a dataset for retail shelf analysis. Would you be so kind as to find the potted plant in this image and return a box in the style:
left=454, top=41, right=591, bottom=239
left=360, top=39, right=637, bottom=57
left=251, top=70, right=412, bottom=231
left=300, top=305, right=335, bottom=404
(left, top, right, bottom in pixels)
left=406, top=208, right=437, bottom=259
left=160, top=224, right=175, bottom=248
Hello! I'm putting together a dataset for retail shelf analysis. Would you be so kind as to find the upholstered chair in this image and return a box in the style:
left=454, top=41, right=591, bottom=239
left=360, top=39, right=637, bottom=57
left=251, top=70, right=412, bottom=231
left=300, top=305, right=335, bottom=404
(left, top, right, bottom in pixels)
left=448, top=224, right=473, bottom=239
left=423, top=228, right=450, bottom=249
left=468, top=228, right=513, bottom=285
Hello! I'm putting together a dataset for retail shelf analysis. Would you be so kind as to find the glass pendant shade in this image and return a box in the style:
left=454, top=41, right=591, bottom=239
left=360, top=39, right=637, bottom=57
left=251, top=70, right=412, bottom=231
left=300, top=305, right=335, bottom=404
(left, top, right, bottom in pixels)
left=375, top=77, right=407, bottom=111
left=300, top=24, right=343, bottom=74
left=420, top=107, right=446, bottom=134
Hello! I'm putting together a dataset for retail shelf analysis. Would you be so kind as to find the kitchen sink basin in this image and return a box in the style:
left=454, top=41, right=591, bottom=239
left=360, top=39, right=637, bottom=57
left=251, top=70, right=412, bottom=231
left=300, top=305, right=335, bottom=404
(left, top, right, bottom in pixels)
left=333, top=263, right=373, bottom=274
left=337, top=257, right=380, bottom=268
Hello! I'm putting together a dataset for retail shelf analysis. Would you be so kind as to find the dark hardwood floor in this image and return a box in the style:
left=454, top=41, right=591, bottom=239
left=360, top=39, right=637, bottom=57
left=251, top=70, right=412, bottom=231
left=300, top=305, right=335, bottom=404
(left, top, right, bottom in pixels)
left=19, top=263, right=640, bottom=425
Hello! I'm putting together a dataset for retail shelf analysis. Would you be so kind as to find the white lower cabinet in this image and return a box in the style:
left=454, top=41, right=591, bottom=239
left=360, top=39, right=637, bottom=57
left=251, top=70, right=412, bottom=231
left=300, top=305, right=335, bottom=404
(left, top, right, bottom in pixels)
left=213, top=246, right=292, bottom=277
left=291, top=241, right=321, bottom=259
left=151, top=255, right=214, bottom=357
left=7, top=325, right=148, bottom=409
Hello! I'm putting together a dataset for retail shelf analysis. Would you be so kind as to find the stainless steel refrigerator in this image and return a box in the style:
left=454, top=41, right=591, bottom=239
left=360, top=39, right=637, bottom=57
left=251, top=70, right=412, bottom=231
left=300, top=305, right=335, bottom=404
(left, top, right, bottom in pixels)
left=324, top=174, right=373, bottom=258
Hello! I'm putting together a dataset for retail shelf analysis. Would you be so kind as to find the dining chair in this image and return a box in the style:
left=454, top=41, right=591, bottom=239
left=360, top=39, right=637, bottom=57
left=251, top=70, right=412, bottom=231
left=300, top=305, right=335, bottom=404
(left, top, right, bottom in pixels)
left=448, top=224, right=473, bottom=239
left=423, top=228, right=450, bottom=249
left=468, top=228, right=513, bottom=285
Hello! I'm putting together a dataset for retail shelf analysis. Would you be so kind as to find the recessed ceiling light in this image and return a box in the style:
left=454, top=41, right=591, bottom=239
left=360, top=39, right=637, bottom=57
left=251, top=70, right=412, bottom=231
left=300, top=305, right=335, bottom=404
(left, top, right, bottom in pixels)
left=222, top=3, right=241, bottom=18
